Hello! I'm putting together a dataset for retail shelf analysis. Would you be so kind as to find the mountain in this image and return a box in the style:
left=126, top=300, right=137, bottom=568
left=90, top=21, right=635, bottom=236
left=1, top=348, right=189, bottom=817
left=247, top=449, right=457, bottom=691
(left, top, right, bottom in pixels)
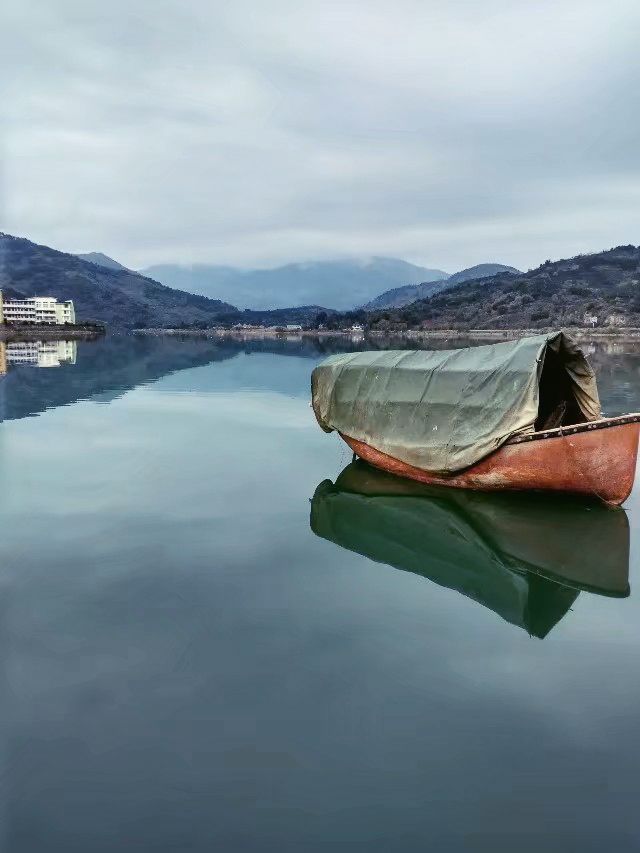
left=140, top=264, right=240, bottom=302
left=0, top=234, right=338, bottom=329
left=364, top=263, right=520, bottom=311
left=0, top=233, right=239, bottom=329
left=367, top=246, right=640, bottom=330
left=76, top=252, right=130, bottom=271
left=141, top=258, right=449, bottom=311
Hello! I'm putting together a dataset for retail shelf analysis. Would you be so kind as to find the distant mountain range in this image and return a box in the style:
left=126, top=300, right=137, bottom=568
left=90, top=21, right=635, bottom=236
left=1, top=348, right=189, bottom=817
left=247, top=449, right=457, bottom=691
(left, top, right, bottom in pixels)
left=0, top=234, right=351, bottom=329
left=8, top=232, right=635, bottom=333
left=368, top=245, right=640, bottom=330
left=139, top=258, right=449, bottom=311
left=363, top=263, right=520, bottom=310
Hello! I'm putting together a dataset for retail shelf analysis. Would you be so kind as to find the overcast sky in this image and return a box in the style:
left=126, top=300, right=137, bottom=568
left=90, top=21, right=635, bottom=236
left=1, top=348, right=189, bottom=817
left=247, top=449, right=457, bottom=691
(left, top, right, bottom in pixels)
left=2, top=0, right=639, bottom=272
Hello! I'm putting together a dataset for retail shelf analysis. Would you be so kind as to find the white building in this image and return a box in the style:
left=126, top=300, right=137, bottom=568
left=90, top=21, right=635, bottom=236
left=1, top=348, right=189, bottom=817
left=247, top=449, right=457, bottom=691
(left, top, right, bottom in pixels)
left=5, top=340, right=77, bottom=368
left=0, top=295, right=75, bottom=325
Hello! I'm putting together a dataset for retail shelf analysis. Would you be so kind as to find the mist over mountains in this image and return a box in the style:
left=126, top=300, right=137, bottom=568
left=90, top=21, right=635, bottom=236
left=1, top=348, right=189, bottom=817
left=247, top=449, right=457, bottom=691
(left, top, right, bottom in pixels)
left=0, top=234, right=339, bottom=328
left=5, top=232, right=637, bottom=333
left=76, top=250, right=522, bottom=317
left=140, top=258, right=448, bottom=311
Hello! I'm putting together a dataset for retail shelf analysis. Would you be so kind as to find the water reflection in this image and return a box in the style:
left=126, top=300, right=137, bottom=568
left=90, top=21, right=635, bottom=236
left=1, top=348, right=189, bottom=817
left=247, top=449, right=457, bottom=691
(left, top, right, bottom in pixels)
left=0, top=334, right=373, bottom=422
left=1, top=339, right=77, bottom=368
left=0, top=336, right=233, bottom=421
left=311, top=461, right=630, bottom=638
left=3, top=332, right=640, bottom=424
left=1, top=334, right=639, bottom=850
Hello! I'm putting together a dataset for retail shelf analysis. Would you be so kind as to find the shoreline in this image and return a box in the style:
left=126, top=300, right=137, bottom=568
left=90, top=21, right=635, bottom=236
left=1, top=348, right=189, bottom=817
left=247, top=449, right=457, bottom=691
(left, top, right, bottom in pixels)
left=133, top=326, right=640, bottom=343
left=0, top=325, right=105, bottom=342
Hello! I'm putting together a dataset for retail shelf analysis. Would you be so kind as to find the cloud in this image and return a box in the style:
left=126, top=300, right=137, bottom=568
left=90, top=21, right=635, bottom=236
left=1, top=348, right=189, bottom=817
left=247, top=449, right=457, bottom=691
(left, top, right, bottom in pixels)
left=2, top=0, right=640, bottom=272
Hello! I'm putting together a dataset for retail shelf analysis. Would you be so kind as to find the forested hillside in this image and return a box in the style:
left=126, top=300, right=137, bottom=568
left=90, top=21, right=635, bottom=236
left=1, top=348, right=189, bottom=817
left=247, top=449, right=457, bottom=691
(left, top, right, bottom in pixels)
left=367, top=246, right=640, bottom=331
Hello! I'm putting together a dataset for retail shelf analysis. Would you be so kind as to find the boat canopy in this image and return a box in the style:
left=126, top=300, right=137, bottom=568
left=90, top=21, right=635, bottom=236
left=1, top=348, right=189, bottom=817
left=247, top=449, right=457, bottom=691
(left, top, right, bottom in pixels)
left=311, top=332, right=601, bottom=474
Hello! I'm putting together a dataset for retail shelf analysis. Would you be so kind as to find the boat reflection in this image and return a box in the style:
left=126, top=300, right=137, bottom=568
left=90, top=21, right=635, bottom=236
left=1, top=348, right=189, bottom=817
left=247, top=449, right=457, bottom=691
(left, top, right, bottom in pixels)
left=310, top=461, right=630, bottom=638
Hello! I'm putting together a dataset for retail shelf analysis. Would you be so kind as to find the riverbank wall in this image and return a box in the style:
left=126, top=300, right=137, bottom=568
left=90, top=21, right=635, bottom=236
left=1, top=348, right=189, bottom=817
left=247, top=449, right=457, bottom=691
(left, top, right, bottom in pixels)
left=0, top=323, right=105, bottom=342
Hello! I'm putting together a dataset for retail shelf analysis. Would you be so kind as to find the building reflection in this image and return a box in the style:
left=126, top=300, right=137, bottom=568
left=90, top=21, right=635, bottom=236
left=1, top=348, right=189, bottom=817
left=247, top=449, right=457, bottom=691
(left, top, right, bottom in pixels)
left=2, top=340, right=77, bottom=368
left=310, top=461, right=630, bottom=638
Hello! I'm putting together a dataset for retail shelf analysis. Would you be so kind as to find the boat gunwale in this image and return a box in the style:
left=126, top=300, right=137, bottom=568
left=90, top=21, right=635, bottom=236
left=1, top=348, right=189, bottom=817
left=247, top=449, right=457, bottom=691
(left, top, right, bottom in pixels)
left=507, top=412, right=640, bottom=445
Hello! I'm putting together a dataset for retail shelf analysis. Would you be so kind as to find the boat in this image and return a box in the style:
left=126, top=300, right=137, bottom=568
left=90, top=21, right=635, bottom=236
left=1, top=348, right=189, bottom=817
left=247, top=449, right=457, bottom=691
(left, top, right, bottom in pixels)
left=310, top=461, right=630, bottom=637
left=311, top=332, right=639, bottom=504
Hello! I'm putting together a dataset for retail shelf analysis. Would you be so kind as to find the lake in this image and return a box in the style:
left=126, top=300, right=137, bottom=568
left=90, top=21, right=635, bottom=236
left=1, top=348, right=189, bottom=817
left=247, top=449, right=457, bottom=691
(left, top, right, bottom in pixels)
left=0, top=334, right=639, bottom=852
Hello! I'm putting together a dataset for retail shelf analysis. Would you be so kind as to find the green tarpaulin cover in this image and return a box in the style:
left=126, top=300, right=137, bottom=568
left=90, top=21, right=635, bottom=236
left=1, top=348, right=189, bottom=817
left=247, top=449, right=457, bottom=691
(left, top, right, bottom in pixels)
left=311, top=331, right=600, bottom=474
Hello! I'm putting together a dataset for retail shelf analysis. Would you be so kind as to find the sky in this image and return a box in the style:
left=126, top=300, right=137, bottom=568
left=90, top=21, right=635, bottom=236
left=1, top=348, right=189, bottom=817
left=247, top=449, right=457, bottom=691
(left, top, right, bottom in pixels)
left=2, top=0, right=640, bottom=273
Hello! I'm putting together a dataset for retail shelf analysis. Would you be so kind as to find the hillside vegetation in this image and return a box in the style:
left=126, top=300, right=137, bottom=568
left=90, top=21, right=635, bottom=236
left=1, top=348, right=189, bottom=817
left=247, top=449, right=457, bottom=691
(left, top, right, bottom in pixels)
left=0, top=234, right=239, bottom=329
left=364, top=263, right=519, bottom=311
left=0, top=234, right=333, bottom=329
left=367, top=246, right=640, bottom=331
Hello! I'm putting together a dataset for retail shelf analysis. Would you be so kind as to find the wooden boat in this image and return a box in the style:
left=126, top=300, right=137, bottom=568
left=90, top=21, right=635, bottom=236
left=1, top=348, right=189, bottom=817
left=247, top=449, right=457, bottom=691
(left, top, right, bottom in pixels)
left=311, top=333, right=640, bottom=505
left=342, top=413, right=640, bottom=506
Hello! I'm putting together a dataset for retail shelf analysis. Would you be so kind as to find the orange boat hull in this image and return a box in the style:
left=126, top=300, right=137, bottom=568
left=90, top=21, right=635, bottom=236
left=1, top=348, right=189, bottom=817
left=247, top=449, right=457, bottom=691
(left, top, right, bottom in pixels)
left=341, top=417, right=640, bottom=505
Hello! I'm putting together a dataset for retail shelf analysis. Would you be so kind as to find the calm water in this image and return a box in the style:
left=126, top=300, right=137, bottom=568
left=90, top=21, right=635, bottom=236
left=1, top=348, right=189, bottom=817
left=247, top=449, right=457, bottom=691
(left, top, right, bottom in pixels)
left=1, top=334, right=640, bottom=852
